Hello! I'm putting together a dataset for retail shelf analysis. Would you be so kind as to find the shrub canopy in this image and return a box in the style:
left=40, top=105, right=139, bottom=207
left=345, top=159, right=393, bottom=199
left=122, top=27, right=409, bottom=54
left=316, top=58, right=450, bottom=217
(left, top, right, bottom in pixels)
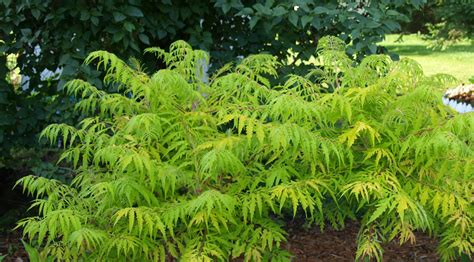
left=17, top=38, right=473, bottom=261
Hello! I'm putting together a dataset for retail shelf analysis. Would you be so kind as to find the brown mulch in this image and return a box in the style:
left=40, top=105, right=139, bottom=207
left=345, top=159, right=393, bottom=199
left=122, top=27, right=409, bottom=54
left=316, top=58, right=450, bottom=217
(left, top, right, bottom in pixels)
left=285, top=220, right=439, bottom=261
left=0, top=230, right=27, bottom=262
left=1, top=222, right=440, bottom=261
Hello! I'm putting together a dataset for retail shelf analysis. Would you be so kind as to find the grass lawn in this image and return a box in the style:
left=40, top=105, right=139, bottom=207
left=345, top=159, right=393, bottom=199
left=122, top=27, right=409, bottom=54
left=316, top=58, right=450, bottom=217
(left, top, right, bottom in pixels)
left=381, top=34, right=474, bottom=83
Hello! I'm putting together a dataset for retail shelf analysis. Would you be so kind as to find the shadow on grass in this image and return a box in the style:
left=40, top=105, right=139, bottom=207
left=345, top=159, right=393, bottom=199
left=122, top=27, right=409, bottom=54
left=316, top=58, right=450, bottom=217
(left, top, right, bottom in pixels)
left=382, top=44, right=474, bottom=56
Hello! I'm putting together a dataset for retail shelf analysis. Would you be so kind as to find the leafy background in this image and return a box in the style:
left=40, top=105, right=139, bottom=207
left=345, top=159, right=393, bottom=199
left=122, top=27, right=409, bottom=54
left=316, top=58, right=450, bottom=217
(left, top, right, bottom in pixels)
left=2, top=0, right=473, bottom=260
left=0, top=0, right=426, bottom=164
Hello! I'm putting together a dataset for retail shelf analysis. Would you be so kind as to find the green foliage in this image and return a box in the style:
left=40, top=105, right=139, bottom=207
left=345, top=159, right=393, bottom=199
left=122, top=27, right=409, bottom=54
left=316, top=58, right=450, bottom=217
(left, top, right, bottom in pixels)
left=17, top=38, right=472, bottom=261
left=423, top=1, right=474, bottom=49
left=0, top=0, right=208, bottom=164
left=0, top=0, right=424, bottom=170
left=0, top=52, right=73, bottom=167
left=0, top=0, right=426, bottom=72
left=21, top=240, right=54, bottom=262
left=221, top=0, right=426, bottom=62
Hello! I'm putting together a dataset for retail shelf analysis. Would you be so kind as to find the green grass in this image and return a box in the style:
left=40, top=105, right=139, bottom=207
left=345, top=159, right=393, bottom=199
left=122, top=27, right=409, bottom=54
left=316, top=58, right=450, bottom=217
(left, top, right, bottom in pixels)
left=381, top=34, right=474, bottom=83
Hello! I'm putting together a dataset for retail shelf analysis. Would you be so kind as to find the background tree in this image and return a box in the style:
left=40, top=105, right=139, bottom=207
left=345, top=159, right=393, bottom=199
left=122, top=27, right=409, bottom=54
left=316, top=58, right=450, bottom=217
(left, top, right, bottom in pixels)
left=424, top=0, right=474, bottom=49
left=402, top=0, right=474, bottom=49
left=0, top=0, right=425, bottom=166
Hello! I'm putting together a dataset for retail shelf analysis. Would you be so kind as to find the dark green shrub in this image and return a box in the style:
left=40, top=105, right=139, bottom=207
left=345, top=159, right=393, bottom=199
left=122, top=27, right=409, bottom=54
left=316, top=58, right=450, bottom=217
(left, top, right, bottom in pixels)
left=0, top=0, right=426, bottom=174
left=0, top=0, right=428, bottom=172
left=17, top=38, right=472, bottom=261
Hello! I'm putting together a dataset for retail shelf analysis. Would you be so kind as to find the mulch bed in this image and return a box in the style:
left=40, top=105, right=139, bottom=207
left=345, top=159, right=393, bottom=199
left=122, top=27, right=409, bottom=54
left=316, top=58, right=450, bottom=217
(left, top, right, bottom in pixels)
left=1, top=222, right=440, bottom=262
left=0, top=230, right=27, bottom=262
left=285, top=220, right=439, bottom=261
left=0, top=169, right=30, bottom=262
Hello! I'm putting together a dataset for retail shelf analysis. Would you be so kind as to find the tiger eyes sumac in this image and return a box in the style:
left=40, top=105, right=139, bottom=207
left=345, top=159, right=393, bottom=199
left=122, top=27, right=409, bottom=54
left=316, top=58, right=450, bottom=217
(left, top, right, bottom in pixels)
left=17, top=37, right=473, bottom=261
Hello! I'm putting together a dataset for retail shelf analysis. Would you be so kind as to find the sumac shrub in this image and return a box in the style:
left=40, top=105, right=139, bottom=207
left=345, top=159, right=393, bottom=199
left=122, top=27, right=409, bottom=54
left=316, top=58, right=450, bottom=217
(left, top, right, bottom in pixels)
left=17, top=38, right=473, bottom=261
